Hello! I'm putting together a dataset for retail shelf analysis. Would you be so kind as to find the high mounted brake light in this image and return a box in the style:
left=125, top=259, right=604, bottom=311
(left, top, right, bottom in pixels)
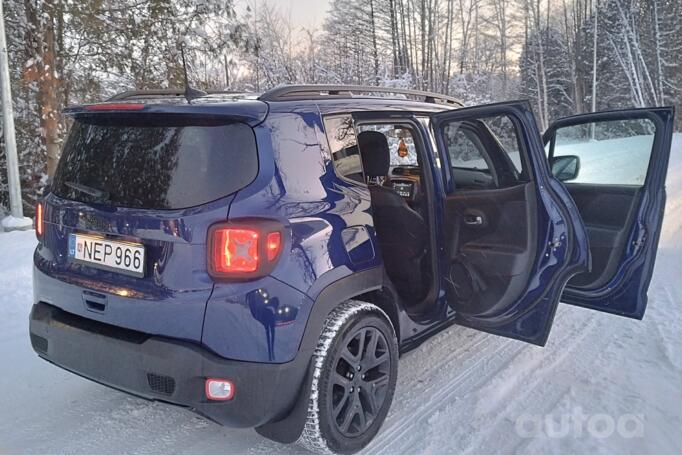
left=207, top=220, right=284, bottom=280
left=84, top=103, right=146, bottom=111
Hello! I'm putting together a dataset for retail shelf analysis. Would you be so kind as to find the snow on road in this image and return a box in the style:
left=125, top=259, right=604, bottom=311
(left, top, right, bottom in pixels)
left=1, top=135, right=681, bottom=455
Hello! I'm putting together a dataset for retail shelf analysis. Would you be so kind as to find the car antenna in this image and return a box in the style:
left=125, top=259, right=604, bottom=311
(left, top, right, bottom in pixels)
left=180, top=44, right=206, bottom=104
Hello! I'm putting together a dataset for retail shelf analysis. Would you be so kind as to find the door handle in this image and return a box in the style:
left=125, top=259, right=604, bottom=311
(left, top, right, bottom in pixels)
left=463, top=215, right=484, bottom=226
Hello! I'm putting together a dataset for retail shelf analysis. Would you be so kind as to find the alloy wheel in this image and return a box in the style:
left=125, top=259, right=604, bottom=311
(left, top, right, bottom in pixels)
left=328, top=326, right=392, bottom=437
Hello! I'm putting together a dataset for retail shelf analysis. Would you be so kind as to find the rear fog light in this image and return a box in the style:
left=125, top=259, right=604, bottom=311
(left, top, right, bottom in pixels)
left=205, top=378, right=235, bottom=401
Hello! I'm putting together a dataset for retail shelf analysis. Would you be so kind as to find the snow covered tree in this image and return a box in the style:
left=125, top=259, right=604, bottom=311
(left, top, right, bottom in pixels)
left=1, top=0, right=246, bottom=213
left=2, top=0, right=681, bottom=213
left=521, top=25, right=574, bottom=127
left=572, top=0, right=681, bottom=117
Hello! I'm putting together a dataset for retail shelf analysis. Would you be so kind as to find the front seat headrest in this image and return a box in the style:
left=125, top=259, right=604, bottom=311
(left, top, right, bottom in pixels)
left=358, top=131, right=390, bottom=177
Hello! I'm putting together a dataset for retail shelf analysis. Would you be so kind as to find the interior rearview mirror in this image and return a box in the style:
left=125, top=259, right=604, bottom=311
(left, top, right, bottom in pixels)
left=550, top=155, right=580, bottom=181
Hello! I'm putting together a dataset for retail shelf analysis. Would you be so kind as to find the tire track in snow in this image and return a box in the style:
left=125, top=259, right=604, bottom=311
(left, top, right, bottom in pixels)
left=235, top=323, right=504, bottom=454
left=364, top=332, right=524, bottom=454
left=246, top=326, right=508, bottom=455
left=230, top=325, right=502, bottom=455
left=458, top=309, right=603, bottom=455
left=366, top=306, right=600, bottom=455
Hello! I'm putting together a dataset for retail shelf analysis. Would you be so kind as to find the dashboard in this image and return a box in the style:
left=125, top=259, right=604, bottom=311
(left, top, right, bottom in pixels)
left=391, top=181, right=414, bottom=198
left=387, top=166, right=421, bottom=205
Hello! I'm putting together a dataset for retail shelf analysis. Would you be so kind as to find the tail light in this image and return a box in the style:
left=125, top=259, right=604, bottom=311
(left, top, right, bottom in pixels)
left=208, top=220, right=284, bottom=280
left=266, top=232, right=282, bottom=261
left=35, top=202, right=44, bottom=238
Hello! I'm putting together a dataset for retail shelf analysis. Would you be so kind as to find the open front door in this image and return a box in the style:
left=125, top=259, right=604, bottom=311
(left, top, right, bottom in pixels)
left=431, top=101, right=589, bottom=345
left=544, top=107, right=675, bottom=318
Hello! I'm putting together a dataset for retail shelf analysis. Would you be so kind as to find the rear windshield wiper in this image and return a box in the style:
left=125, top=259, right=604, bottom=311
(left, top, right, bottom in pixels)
left=64, top=181, right=110, bottom=201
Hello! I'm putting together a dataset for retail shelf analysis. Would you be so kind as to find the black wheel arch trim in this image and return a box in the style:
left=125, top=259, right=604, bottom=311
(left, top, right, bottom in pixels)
left=256, top=266, right=387, bottom=443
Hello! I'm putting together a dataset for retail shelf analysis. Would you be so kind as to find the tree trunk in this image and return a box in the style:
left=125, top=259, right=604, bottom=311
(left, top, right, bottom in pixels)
left=369, top=0, right=380, bottom=84
left=499, top=0, right=508, bottom=97
left=399, top=0, right=411, bottom=76
left=652, top=0, right=665, bottom=105
left=389, top=0, right=399, bottom=76
left=420, top=0, right=426, bottom=88
left=39, top=0, right=61, bottom=177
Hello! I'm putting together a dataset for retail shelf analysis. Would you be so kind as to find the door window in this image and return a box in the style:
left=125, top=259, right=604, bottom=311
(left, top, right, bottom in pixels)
left=445, top=127, right=490, bottom=171
left=481, top=115, right=524, bottom=174
left=441, top=114, right=528, bottom=189
left=550, top=118, right=655, bottom=185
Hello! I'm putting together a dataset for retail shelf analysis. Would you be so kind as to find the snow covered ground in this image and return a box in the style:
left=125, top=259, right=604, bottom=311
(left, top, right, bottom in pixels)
left=1, top=135, right=681, bottom=455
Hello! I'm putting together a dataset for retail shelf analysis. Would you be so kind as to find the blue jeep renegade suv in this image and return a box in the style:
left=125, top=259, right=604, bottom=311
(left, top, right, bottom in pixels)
left=30, top=85, right=674, bottom=453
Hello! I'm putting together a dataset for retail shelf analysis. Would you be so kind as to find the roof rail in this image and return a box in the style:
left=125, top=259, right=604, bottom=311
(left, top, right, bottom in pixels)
left=107, top=89, right=244, bottom=101
left=258, top=84, right=462, bottom=106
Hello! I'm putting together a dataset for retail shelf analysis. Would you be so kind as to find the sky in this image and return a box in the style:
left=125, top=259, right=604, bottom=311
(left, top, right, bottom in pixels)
left=257, top=0, right=330, bottom=30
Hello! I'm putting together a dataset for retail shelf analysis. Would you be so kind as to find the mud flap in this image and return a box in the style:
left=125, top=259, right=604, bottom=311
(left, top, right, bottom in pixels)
left=255, top=358, right=314, bottom=444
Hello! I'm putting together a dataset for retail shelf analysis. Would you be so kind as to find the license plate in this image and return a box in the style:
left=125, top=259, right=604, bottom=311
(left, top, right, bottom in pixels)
left=68, top=234, right=145, bottom=278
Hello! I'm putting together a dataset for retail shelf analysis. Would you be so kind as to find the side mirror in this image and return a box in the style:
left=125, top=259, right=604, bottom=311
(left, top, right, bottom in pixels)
left=550, top=155, right=580, bottom=181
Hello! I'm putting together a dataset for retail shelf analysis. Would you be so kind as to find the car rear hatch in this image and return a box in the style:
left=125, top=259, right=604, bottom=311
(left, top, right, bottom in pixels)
left=34, top=100, right=266, bottom=342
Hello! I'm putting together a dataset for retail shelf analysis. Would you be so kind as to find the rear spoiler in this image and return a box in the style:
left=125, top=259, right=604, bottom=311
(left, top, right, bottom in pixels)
left=62, top=100, right=269, bottom=127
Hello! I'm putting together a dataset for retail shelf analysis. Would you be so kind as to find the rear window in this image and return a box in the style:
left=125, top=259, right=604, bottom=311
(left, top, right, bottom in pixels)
left=53, top=120, right=258, bottom=209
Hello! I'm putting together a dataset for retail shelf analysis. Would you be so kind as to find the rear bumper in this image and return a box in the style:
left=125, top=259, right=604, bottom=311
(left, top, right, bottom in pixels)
left=29, top=302, right=309, bottom=428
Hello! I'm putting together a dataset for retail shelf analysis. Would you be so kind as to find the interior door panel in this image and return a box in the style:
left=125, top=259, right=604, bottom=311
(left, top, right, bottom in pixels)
left=563, top=184, right=641, bottom=289
left=431, top=101, right=588, bottom=345
left=545, top=107, right=675, bottom=318
left=451, top=168, right=494, bottom=189
left=444, top=183, right=537, bottom=315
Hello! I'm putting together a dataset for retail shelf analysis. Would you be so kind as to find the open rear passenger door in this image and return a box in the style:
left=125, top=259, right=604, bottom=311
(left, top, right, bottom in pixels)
left=430, top=101, right=590, bottom=346
left=544, top=107, right=675, bottom=318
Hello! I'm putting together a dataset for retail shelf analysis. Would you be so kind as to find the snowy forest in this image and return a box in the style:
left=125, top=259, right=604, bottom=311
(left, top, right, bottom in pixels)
left=0, top=0, right=680, bottom=214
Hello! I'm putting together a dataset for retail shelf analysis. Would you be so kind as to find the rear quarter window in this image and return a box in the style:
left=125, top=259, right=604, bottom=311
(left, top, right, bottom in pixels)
left=323, top=115, right=365, bottom=183
left=53, top=121, right=258, bottom=209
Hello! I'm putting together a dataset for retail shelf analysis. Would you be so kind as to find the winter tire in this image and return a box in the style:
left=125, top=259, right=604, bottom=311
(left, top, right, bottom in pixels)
left=297, top=300, right=398, bottom=454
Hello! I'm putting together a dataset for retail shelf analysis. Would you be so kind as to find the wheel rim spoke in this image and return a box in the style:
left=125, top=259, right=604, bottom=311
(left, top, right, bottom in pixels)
left=333, top=387, right=351, bottom=419
left=356, top=329, right=367, bottom=357
left=339, top=393, right=358, bottom=432
left=340, top=347, right=358, bottom=366
left=366, top=329, right=379, bottom=364
left=366, top=374, right=389, bottom=389
left=355, top=399, right=367, bottom=429
left=333, top=371, right=351, bottom=387
left=367, top=350, right=388, bottom=370
left=359, top=384, right=378, bottom=415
